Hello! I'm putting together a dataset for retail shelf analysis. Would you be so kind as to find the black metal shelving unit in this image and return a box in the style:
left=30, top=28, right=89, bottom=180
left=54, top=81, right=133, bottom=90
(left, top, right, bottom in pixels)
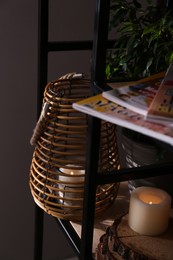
left=35, top=1, right=94, bottom=259
left=34, top=1, right=173, bottom=259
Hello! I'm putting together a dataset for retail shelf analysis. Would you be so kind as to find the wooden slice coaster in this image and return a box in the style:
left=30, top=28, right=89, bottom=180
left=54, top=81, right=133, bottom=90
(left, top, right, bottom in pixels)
left=96, top=212, right=173, bottom=260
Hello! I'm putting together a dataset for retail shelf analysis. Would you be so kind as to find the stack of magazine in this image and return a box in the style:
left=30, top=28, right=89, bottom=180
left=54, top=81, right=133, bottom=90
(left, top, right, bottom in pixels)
left=72, top=65, right=173, bottom=146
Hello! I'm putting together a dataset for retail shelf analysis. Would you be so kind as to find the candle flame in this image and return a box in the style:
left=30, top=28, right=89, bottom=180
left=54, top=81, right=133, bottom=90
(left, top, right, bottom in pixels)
left=149, top=201, right=152, bottom=204
left=70, top=171, right=74, bottom=175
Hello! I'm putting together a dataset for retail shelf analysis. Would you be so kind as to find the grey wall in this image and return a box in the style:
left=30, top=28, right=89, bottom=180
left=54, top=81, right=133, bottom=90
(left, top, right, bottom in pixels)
left=48, top=0, right=95, bottom=81
left=0, top=1, right=94, bottom=259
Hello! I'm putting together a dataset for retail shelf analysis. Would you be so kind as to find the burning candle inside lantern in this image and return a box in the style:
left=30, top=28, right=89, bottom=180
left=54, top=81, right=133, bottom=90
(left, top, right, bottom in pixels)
left=58, top=165, right=85, bottom=207
left=59, top=166, right=84, bottom=183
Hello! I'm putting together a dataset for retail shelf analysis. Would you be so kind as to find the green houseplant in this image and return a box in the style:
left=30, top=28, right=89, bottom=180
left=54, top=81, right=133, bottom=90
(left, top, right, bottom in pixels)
left=106, top=0, right=173, bottom=196
left=106, top=0, right=173, bottom=81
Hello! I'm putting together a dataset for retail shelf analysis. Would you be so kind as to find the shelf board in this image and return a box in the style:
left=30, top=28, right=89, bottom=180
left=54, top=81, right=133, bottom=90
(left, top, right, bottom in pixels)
left=71, top=181, right=130, bottom=252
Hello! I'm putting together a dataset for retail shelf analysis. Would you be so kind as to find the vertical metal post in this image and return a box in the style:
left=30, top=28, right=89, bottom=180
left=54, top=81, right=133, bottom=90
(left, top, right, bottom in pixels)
left=91, top=0, right=111, bottom=89
left=34, top=205, right=44, bottom=260
left=34, top=1, right=49, bottom=260
left=80, top=1, right=111, bottom=259
left=37, top=0, right=49, bottom=115
left=80, top=116, right=101, bottom=259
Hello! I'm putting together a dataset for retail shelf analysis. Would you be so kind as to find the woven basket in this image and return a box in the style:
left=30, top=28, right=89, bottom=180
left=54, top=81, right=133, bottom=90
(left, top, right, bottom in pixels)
left=29, top=73, right=120, bottom=221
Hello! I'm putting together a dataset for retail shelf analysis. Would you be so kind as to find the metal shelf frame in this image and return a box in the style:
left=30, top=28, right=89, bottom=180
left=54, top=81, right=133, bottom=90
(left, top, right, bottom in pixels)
left=34, top=0, right=173, bottom=259
left=35, top=0, right=94, bottom=259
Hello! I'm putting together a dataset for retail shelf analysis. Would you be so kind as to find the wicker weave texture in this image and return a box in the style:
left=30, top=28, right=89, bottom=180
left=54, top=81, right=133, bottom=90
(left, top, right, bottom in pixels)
left=30, top=73, right=120, bottom=221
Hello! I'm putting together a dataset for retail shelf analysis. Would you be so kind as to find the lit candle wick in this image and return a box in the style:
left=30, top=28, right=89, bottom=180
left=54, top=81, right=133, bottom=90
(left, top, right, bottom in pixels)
left=128, top=187, right=172, bottom=236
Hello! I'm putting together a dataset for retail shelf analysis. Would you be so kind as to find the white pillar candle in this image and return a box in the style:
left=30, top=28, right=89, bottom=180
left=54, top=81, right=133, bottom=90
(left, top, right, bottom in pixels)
left=58, top=165, right=85, bottom=206
left=128, top=186, right=171, bottom=236
left=59, top=165, right=84, bottom=183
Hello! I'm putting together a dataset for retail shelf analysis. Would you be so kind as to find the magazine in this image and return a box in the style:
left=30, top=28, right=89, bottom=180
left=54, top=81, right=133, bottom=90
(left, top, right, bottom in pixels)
left=146, top=64, right=173, bottom=124
left=72, top=94, right=173, bottom=146
left=102, top=72, right=164, bottom=116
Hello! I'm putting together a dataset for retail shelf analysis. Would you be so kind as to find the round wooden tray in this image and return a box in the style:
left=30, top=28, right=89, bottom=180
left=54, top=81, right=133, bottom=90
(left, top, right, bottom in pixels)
left=96, top=212, right=173, bottom=260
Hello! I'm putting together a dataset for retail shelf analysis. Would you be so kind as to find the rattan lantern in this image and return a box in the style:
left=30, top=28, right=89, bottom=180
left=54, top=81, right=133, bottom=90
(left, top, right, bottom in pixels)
left=29, top=73, right=120, bottom=221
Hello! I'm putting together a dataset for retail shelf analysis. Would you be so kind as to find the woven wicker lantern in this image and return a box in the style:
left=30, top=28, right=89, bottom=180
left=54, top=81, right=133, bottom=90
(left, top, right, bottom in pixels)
left=29, top=73, right=120, bottom=221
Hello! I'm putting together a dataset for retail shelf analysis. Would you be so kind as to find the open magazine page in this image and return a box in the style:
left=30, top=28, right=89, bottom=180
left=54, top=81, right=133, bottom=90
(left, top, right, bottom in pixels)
left=72, top=94, right=173, bottom=146
left=146, top=64, right=173, bottom=123
left=102, top=74, right=164, bottom=116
